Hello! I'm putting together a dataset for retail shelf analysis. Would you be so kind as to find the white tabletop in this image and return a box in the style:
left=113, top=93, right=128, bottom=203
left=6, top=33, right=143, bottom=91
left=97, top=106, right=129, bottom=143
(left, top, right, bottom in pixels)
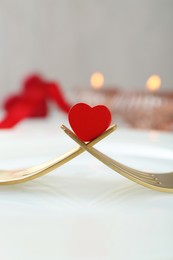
left=0, top=112, right=173, bottom=260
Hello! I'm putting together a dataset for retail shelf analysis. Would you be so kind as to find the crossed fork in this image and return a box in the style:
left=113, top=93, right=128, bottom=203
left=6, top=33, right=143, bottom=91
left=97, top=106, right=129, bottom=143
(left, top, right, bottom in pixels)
left=0, top=124, right=173, bottom=192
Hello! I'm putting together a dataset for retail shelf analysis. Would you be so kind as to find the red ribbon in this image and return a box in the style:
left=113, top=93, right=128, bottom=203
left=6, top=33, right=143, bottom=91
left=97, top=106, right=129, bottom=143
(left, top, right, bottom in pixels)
left=0, top=74, right=71, bottom=129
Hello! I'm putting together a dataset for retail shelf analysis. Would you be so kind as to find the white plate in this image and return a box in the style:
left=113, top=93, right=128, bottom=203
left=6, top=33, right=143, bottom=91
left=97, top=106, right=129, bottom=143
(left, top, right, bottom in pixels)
left=0, top=118, right=173, bottom=260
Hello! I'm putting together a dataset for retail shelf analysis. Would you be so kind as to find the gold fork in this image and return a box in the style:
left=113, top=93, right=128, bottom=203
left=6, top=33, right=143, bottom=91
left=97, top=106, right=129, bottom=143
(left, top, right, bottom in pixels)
left=0, top=125, right=116, bottom=185
left=61, top=125, right=173, bottom=192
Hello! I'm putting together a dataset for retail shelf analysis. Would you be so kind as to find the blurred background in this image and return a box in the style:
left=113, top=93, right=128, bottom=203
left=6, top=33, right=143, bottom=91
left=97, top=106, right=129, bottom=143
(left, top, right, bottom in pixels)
left=0, top=0, right=173, bottom=130
left=0, top=0, right=173, bottom=94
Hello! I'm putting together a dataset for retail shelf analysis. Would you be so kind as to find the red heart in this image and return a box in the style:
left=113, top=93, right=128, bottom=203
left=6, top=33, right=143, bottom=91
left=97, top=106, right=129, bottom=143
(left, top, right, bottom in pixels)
left=68, top=103, right=112, bottom=142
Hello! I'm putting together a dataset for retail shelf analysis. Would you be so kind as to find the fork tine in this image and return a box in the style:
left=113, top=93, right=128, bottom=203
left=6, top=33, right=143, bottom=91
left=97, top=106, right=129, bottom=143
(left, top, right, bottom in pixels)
left=61, top=125, right=163, bottom=182
left=61, top=125, right=167, bottom=191
left=102, top=153, right=156, bottom=180
left=18, top=124, right=117, bottom=176
left=0, top=125, right=116, bottom=185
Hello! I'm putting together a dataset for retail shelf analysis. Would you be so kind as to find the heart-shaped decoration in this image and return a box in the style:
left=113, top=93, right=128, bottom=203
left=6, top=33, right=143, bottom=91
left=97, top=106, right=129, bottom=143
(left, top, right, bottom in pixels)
left=68, top=103, right=112, bottom=142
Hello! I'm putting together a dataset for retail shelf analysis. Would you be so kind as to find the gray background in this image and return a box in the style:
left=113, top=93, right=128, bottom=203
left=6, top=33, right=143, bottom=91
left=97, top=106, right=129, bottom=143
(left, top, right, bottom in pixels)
left=0, top=0, right=173, bottom=100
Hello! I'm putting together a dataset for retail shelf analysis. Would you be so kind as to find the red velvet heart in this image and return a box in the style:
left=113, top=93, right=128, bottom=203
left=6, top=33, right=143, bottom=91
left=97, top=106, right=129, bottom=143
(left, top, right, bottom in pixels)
left=68, top=103, right=112, bottom=142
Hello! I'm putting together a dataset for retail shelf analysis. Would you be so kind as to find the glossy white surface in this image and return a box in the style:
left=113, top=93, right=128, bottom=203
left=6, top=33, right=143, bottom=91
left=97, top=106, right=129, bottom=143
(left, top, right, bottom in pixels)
left=0, top=114, right=173, bottom=260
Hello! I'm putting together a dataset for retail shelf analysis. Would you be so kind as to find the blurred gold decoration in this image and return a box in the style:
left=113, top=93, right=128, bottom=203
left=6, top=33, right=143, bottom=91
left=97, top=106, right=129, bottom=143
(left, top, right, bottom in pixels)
left=70, top=74, right=173, bottom=131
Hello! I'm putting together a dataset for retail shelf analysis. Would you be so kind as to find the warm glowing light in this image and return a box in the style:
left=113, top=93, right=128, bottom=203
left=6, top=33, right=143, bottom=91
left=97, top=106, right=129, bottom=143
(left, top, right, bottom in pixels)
left=146, top=75, right=161, bottom=92
left=90, top=72, right=104, bottom=89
